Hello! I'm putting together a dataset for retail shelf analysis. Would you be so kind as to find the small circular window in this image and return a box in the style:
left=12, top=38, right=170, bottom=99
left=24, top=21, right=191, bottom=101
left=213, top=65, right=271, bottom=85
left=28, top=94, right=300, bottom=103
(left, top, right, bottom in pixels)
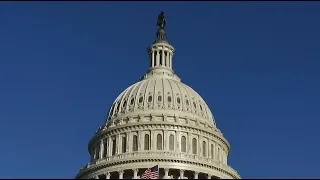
left=168, top=96, right=172, bottom=103
left=130, top=98, right=135, bottom=105
left=148, top=96, right=152, bottom=102
left=139, top=97, right=143, bottom=103
left=158, top=96, right=162, bottom=102
left=177, top=97, right=181, bottom=104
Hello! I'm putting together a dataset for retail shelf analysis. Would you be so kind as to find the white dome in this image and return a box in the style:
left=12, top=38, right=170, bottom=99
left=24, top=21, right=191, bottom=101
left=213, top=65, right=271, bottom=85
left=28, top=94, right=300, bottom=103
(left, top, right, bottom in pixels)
left=75, top=12, right=240, bottom=180
left=106, top=76, right=216, bottom=128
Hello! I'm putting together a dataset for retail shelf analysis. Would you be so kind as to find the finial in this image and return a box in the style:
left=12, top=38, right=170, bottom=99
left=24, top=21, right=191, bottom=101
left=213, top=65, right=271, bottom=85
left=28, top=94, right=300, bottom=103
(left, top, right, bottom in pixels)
left=154, top=11, right=168, bottom=43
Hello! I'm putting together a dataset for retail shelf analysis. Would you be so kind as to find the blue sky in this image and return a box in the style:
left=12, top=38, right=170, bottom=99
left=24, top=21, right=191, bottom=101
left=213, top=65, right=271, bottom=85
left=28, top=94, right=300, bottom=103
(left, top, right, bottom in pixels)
left=1, top=2, right=320, bottom=178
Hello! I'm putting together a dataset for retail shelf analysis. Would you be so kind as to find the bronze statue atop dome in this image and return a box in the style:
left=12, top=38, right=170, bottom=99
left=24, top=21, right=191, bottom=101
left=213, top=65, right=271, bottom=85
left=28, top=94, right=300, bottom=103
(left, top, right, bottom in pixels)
left=157, top=11, right=166, bottom=29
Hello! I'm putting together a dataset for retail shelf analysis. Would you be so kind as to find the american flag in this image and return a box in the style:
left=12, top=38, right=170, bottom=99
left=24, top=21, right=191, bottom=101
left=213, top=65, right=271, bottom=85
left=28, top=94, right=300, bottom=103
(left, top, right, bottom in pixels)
left=141, top=165, right=159, bottom=179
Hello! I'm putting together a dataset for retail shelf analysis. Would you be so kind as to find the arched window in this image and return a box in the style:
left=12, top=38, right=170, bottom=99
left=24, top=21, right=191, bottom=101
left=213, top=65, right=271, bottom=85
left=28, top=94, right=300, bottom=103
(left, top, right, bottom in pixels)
left=112, top=137, right=117, bottom=155
left=202, top=141, right=207, bottom=157
left=177, top=97, right=181, bottom=104
left=211, top=144, right=214, bottom=158
left=157, top=134, right=163, bottom=150
left=130, top=98, right=135, bottom=105
left=217, top=147, right=220, bottom=161
left=122, top=100, right=127, bottom=108
left=144, top=134, right=150, bottom=150
left=192, top=138, right=197, bottom=154
left=169, top=134, right=174, bottom=151
left=132, top=135, right=138, bottom=151
left=139, top=97, right=143, bottom=103
left=181, top=136, right=187, bottom=153
left=116, top=103, right=121, bottom=112
left=122, top=136, right=126, bottom=153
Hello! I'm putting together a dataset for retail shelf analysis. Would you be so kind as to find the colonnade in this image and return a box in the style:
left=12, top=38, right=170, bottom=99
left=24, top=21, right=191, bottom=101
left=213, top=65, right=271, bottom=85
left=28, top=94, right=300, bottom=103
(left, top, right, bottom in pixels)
left=91, top=168, right=220, bottom=179
left=92, top=131, right=228, bottom=165
left=149, top=49, right=173, bottom=69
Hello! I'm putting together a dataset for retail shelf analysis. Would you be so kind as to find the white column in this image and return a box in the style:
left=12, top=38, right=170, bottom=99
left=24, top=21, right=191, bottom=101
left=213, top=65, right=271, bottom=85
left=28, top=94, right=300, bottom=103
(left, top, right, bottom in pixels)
left=207, top=140, right=210, bottom=158
left=118, top=170, right=124, bottom=179
left=198, top=136, right=200, bottom=155
left=151, top=131, right=155, bottom=150
left=126, top=133, right=130, bottom=153
left=116, top=134, right=120, bottom=154
left=188, top=132, right=191, bottom=154
left=221, top=150, right=224, bottom=163
left=207, top=174, right=211, bottom=179
left=165, top=131, right=169, bottom=151
left=100, top=139, right=104, bottom=159
left=194, top=171, right=199, bottom=179
left=176, top=131, right=180, bottom=152
left=167, top=53, right=170, bottom=68
left=162, top=50, right=165, bottom=66
left=133, top=169, right=139, bottom=179
left=164, top=168, right=169, bottom=179
left=221, top=150, right=224, bottom=164
left=105, top=138, right=108, bottom=157
left=105, top=172, right=110, bottom=179
left=128, top=133, right=132, bottom=152
left=151, top=51, right=155, bottom=67
left=108, top=137, right=112, bottom=156
left=166, top=51, right=169, bottom=68
left=169, top=53, right=172, bottom=68
left=138, top=131, right=142, bottom=151
left=156, top=50, right=160, bottom=67
left=94, top=175, right=99, bottom=179
left=93, top=146, right=97, bottom=160
left=225, top=151, right=228, bottom=164
left=179, top=169, right=184, bottom=179
left=208, top=142, right=211, bottom=159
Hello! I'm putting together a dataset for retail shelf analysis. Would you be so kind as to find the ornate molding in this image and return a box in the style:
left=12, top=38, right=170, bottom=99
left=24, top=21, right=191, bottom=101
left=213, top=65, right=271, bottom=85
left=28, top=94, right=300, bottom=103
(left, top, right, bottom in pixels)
left=75, top=158, right=240, bottom=179
left=89, top=117, right=229, bottom=153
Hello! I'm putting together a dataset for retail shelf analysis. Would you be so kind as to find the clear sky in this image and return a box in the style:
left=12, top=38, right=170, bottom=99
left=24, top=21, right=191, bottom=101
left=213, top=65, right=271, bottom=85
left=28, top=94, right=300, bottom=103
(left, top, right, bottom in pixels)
left=1, top=2, right=320, bottom=179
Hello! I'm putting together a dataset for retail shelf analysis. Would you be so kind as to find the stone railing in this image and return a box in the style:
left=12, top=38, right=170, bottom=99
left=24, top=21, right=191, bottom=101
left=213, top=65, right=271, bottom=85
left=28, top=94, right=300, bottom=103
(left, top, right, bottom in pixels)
left=83, top=151, right=239, bottom=178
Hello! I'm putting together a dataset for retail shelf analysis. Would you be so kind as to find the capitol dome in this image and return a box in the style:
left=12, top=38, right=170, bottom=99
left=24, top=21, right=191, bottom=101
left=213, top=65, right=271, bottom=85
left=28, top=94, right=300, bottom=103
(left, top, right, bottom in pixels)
left=108, top=77, right=216, bottom=127
left=75, top=12, right=240, bottom=179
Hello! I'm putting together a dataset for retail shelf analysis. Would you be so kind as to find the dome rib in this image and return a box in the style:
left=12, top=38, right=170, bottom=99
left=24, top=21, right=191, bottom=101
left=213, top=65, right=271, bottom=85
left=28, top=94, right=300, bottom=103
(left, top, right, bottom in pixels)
left=167, top=78, right=175, bottom=110
left=105, top=78, right=216, bottom=126
left=175, top=80, right=185, bottom=112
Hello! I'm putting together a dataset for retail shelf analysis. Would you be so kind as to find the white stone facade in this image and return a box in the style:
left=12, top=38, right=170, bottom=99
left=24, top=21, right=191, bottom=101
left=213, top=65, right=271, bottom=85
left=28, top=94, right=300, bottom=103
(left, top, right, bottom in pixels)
left=75, top=13, right=240, bottom=179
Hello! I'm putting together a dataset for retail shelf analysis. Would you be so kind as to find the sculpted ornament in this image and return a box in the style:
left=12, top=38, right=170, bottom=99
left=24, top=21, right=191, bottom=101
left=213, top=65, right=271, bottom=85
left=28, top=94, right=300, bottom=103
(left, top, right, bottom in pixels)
left=157, top=11, right=166, bottom=29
